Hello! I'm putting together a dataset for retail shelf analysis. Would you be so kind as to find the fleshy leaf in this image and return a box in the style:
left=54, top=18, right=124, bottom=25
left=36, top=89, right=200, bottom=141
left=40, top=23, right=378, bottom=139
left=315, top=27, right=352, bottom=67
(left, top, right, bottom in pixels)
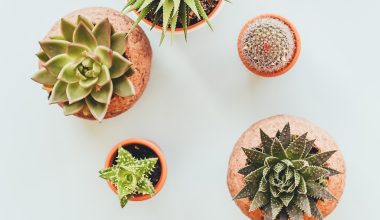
left=306, top=181, right=336, bottom=200
left=49, top=81, right=68, bottom=104
left=66, top=82, right=92, bottom=104
left=99, top=167, right=118, bottom=184
left=234, top=181, right=259, bottom=200
left=271, top=198, right=284, bottom=219
left=94, top=46, right=113, bottom=68
left=309, top=198, right=323, bottom=220
left=67, top=43, right=89, bottom=58
left=325, top=167, right=341, bottom=177
left=136, top=176, right=155, bottom=195
left=79, top=77, right=98, bottom=88
left=61, top=18, right=76, bottom=42
left=39, top=40, right=69, bottom=58
left=77, top=15, right=94, bottom=30
left=91, top=82, right=113, bottom=104
left=32, top=68, right=57, bottom=85
left=279, top=123, right=291, bottom=148
left=294, top=194, right=311, bottom=216
left=109, top=52, right=132, bottom=78
left=242, top=148, right=267, bottom=165
left=238, top=164, right=257, bottom=176
left=58, top=63, right=78, bottom=83
left=63, top=100, right=84, bottom=116
left=245, top=167, right=265, bottom=182
left=302, top=140, right=315, bottom=158
left=302, top=166, right=330, bottom=181
left=44, top=54, right=72, bottom=76
left=85, top=96, right=108, bottom=121
left=36, top=51, right=50, bottom=63
left=93, top=18, right=111, bottom=47
left=286, top=133, right=308, bottom=160
left=306, top=151, right=337, bottom=166
left=73, top=23, right=97, bottom=50
left=113, top=76, right=135, bottom=97
left=97, top=65, right=111, bottom=86
left=280, top=193, right=294, bottom=206
left=297, top=176, right=307, bottom=194
left=271, top=138, right=287, bottom=159
left=111, top=32, right=127, bottom=55
left=249, top=191, right=269, bottom=212
left=260, top=129, right=273, bottom=154
left=286, top=205, right=303, bottom=220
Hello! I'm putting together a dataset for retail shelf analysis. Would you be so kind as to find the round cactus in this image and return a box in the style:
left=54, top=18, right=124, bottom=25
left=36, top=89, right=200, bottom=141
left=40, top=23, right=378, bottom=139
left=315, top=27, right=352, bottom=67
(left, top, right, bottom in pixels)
left=240, top=16, right=297, bottom=74
left=32, top=15, right=135, bottom=121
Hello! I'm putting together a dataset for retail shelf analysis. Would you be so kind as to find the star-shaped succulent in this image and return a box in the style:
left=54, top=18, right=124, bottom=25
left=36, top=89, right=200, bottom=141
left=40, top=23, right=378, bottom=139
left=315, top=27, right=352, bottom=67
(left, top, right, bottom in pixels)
left=99, top=147, right=158, bottom=207
left=234, top=123, right=341, bottom=220
left=32, top=15, right=135, bottom=121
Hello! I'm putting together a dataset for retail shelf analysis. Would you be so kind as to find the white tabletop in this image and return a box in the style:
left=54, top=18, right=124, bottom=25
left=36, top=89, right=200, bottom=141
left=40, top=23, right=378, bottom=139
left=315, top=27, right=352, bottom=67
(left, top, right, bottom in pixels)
left=1, top=0, right=379, bottom=219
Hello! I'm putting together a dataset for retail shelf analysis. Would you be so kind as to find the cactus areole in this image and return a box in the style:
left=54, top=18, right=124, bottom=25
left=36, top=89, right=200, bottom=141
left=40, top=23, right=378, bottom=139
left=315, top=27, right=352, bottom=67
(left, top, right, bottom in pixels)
left=233, top=123, right=343, bottom=220
left=32, top=15, right=136, bottom=121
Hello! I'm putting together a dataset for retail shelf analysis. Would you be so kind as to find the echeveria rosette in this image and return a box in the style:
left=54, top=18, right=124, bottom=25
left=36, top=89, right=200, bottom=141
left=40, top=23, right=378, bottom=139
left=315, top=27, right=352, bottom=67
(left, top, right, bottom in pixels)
left=32, top=15, right=136, bottom=121
left=123, top=0, right=226, bottom=44
left=234, top=123, right=341, bottom=220
left=99, top=147, right=158, bottom=207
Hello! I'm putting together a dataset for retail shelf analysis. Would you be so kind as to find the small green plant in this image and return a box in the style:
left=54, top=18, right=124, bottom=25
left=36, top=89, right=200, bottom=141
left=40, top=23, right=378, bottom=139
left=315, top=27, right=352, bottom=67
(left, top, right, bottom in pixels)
left=32, top=15, right=135, bottom=121
left=123, top=0, right=227, bottom=44
left=99, top=147, right=158, bottom=207
left=234, top=123, right=341, bottom=220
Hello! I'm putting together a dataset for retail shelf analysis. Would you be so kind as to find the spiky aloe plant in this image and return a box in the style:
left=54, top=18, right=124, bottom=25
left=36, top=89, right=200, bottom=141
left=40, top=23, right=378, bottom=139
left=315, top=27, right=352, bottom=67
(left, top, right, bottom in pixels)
left=123, top=0, right=227, bottom=44
left=32, top=15, right=136, bottom=121
left=99, top=147, right=158, bottom=207
left=234, top=123, right=341, bottom=220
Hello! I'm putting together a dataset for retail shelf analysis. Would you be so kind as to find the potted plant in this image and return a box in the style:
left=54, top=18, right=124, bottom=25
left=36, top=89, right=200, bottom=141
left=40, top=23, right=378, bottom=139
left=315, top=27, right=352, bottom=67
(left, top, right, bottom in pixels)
left=227, top=115, right=346, bottom=220
left=32, top=7, right=152, bottom=121
left=123, top=0, right=227, bottom=44
left=100, top=139, right=167, bottom=207
left=238, top=14, right=301, bottom=77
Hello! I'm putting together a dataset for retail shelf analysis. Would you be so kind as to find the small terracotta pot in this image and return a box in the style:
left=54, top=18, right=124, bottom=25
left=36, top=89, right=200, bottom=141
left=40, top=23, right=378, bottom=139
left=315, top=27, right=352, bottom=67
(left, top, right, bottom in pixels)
left=238, top=14, right=301, bottom=77
left=40, top=7, right=152, bottom=120
left=104, top=139, right=167, bottom=201
left=227, top=115, right=346, bottom=220
left=135, top=0, right=225, bottom=33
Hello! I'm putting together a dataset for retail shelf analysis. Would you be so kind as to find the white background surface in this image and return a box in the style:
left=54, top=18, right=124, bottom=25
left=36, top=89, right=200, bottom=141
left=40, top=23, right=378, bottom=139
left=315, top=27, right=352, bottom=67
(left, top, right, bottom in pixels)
left=1, top=0, right=379, bottom=219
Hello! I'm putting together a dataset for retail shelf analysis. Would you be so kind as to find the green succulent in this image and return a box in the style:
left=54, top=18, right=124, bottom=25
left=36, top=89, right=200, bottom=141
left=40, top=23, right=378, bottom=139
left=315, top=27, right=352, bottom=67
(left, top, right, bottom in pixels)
left=123, top=0, right=228, bottom=44
left=234, top=123, right=341, bottom=220
left=99, top=147, right=158, bottom=207
left=32, top=15, right=136, bottom=121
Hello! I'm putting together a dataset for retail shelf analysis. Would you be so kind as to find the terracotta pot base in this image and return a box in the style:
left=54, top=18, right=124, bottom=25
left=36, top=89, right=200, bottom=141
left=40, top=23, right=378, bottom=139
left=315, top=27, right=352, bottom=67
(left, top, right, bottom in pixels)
left=41, top=7, right=152, bottom=120
left=227, top=115, right=346, bottom=219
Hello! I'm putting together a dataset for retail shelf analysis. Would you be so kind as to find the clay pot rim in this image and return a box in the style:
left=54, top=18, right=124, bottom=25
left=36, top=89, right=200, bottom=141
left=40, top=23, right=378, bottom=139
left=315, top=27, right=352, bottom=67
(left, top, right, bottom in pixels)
left=238, top=14, right=301, bottom=77
left=134, top=0, right=225, bottom=33
left=104, top=138, right=168, bottom=201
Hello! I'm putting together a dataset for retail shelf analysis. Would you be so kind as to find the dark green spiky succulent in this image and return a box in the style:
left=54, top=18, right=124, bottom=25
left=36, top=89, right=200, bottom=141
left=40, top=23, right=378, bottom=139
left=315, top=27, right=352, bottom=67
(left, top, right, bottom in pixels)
left=32, top=15, right=136, bottom=121
left=123, top=0, right=228, bottom=44
left=234, top=123, right=341, bottom=220
left=99, top=147, right=158, bottom=207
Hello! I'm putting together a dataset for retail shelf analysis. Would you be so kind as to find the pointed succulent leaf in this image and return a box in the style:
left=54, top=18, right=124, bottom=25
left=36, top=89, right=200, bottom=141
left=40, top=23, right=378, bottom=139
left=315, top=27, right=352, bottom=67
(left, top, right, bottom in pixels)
left=271, top=138, right=287, bottom=159
left=292, top=160, right=309, bottom=170
left=91, top=82, right=113, bottom=104
left=263, top=204, right=273, bottom=220
left=32, top=68, right=57, bottom=85
left=286, top=205, right=303, bottom=220
left=136, top=176, right=155, bottom=195
left=49, top=80, right=68, bottom=104
left=99, top=167, right=118, bottom=183
left=234, top=181, right=259, bottom=200
left=293, top=194, right=311, bottom=216
left=79, top=77, right=98, bottom=88
left=306, top=181, right=336, bottom=200
left=60, top=18, right=76, bottom=42
left=242, top=147, right=267, bottom=165
left=77, top=15, right=94, bottom=30
left=302, top=166, right=330, bottom=181
left=306, top=151, right=337, bottom=166
left=113, top=76, right=135, bottom=97
left=93, top=18, right=111, bottom=47
left=179, top=2, right=188, bottom=41
left=58, top=63, right=78, bottom=83
left=325, top=167, right=341, bottom=177
left=309, top=198, right=323, bottom=220
left=279, top=123, right=291, bottom=148
left=36, top=51, right=50, bottom=62
left=109, top=52, right=132, bottom=78
left=111, top=32, right=127, bottom=55
left=258, top=176, right=269, bottom=192
left=94, top=46, right=113, bottom=68
left=159, top=0, right=174, bottom=45
left=66, top=82, right=92, bottom=104
left=194, top=0, right=212, bottom=30
left=63, top=100, right=84, bottom=116
left=238, top=164, right=257, bottom=176
left=85, top=96, right=108, bottom=121
left=73, top=23, right=97, bottom=50
left=67, top=43, right=89, bottom=58
left=286, top=133, right=308, bottom=160
left=249, top=191, right=269, bottom=212
left=44, top=54, right=72, bottom=76
left=97, top=65, right=111, bottom=86
left=298, top=176, right=307, bottom=194
left=138, top=0, right=154, bottom=12
left=245, top=166, right=265, bottom=182
left=280, top=193, right=294, bottom=207
left=302, top=140, right=315, bottom=158
left=271, top=198, right=284, bottom=220
left=260, top=129, right=273, bottom=154
left=184, top=0, right=199, bottom=18
left=39, top=40, right=69, bottom=58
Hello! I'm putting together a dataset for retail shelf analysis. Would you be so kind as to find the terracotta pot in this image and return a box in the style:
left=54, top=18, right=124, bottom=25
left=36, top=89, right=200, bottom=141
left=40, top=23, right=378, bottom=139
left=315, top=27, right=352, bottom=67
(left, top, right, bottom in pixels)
left=227, top=115, right=346, bottom=219
left=135, top=0, right=225, bottom=33
left=40, top=7, right=152, bottom=120
left=104, top=138, right=167, bottom=201
left=238, top=14, right=301, bottom=77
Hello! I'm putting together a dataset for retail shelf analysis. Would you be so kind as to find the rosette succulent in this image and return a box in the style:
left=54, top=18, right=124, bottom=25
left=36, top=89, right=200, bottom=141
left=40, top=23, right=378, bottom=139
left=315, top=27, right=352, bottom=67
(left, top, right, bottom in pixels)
left=99, top=147, right=158, bottom=207
left=124, top=0, right=227, bottom=44
left=234, top=123, right=341, bottom=220
left=32, top=15, right=135, bottom=121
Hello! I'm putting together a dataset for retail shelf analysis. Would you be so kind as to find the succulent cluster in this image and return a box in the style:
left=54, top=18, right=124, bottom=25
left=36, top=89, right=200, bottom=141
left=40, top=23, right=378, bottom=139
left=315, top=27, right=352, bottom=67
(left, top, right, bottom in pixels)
left=32, top=15, right=136, bottom=121
left=99, top=147, right=158, bottom=207
left=242, top=17, right=296, bottom=73
left=234, top=123, right=341, bottom=220
left=123, top=0, right=224, bottom=44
